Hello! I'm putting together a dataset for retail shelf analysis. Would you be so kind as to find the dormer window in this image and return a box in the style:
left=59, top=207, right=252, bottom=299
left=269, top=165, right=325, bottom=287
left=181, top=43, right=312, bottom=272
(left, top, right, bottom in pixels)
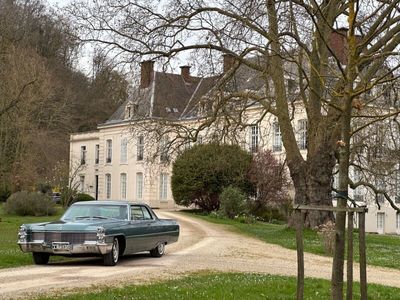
left=126, top=103, right=139, bottom=119
left=287, top=78, right=296, bottom=94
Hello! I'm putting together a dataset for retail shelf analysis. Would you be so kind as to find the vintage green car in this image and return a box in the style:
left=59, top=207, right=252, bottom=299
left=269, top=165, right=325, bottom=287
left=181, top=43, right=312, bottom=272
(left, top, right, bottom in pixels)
left=17, top=201, right=179, bottom=266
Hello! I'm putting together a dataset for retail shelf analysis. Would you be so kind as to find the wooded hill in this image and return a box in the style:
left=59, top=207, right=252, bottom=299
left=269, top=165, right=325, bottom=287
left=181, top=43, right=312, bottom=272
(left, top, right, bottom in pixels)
left=0, top=0, right=128, bottom=196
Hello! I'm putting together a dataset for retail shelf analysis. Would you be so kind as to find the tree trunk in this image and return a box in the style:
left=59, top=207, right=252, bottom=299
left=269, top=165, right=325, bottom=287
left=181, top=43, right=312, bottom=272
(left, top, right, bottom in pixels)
left=332, top=3, right=357, bottom=298
left=289, top=143, right=336, bottom=228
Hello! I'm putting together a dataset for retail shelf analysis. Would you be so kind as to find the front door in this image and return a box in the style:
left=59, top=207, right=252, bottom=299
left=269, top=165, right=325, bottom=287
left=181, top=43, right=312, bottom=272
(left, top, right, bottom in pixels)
left=125, top=205, right=156, bottom=253
left=377, top=212, right=385, bottom=234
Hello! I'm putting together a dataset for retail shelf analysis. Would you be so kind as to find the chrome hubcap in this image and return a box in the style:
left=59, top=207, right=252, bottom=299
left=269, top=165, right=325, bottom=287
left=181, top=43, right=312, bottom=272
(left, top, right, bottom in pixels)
left=113, top=239, right=119, bottom=262
left=158, top=243, right=164, bottom=254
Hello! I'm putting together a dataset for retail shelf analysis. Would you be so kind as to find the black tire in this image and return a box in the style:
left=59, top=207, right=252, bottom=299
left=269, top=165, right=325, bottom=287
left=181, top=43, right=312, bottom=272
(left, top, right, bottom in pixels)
left=32, top=252, right=50, bottom=265
left=103, top=238, right=119, bottom=266
left=150, top=243, right=165, bottom=258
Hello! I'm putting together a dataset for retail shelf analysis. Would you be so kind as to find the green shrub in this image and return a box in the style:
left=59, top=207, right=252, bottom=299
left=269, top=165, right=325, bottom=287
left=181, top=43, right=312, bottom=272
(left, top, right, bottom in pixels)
left=71, top=193, right=94, bottom=204
left=219, top=186, right=247, bottom=219
left=172, top=143, right=253, bottom=212
left=4, top=191, right=57, bottom=216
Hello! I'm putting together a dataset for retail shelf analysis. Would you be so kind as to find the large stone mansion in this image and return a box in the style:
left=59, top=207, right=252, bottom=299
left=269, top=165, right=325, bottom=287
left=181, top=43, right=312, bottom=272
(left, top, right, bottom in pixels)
left=70, top=50, right=400, bottom=235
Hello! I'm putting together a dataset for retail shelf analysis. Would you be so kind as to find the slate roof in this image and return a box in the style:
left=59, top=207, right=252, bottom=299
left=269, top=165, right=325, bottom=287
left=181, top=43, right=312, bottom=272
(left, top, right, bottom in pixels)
left=102, top=61, right=266, bottom=126
left=102, top=70, right=219, bottom=125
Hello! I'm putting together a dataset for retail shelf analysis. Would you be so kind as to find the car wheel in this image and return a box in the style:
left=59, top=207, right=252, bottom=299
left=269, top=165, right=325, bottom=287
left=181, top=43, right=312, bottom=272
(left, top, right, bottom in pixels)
left=32, top=252, right=50, bottom=265
left=150, top=243, right=165, bottom=257
left=103, top=237, right=119, bottom=266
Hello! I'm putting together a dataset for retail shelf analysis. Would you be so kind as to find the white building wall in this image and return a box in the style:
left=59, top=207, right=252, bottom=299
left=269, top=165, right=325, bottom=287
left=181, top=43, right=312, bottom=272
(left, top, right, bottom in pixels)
left=70, top=123, right=176, bottom=209
left=69, top=103, right=400, bottom=233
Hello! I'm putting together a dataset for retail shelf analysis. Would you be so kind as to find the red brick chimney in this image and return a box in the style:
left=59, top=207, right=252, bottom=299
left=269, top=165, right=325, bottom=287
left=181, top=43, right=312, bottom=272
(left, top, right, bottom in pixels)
left=140, top=60, right=154, bottom=88
left=223, top=53, right=236, bottom=73
left=330, top=28, right=348, bottom=64
left=330, top=28, right=362, bottom=65
left=180, top=66, right=191, bottom=82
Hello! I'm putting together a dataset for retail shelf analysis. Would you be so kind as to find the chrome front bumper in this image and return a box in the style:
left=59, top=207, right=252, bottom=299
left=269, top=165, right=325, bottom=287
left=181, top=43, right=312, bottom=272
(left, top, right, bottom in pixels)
left=18, top=241, right=113, bottom=255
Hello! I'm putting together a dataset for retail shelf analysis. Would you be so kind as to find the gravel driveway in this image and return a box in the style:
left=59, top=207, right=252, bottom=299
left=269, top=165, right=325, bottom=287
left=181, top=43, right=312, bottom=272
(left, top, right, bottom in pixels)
left=1, top=211, right=399, bottom=299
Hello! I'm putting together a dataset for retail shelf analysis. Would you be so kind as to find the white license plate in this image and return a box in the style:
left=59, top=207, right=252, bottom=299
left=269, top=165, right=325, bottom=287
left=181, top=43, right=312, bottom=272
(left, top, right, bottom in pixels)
left=52, top=242, right=71, bottom=251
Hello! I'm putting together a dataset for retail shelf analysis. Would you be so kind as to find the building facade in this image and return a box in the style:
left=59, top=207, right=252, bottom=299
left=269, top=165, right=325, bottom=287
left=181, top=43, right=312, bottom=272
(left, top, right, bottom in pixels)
left=70, top=56, right=400, bottom=234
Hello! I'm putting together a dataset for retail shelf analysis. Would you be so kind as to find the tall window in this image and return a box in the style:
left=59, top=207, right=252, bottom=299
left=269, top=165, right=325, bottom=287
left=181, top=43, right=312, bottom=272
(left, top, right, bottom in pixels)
left=105, top=174, right=111, bottom=199
left=120, top=173, right=127, bottom=199
left=106, top=139, right=112, bottom=163
left=395, top=169, right=400, bottom=204
left=377, top=212, right=385, bottom=230
left=184, top=140, right=192, bottom=150
left=160, top=137, right=169, bottom=162
left=95, top=144, right=99, bottom=164
left=79, top=175, right=85, bottom=192
left=287, top=78, right=296, bottom=94
left=375, top=178, right=385, bottom=204
left=353, top=167, right=363, bottom=202
left=297, top=119, right=307, bottom=150
left=396, top=213, right=400, bottom=230
left=80, top=146, right=86, bottom=165
left=137, top=136, right=144, bottom=161
left=273, top=122, right=282, bottom=152
left=159, top=173, right=168, bottom=200
left=250, top=125, right=259, bottom=153
left=120, top=138, right=127, bottom=163
left=136, top=172, right=143, bottom=200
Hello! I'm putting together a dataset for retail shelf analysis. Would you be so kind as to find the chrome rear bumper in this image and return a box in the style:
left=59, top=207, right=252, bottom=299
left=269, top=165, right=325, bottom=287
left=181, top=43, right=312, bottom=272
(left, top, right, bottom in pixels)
left=18, top=241, right=113, bottom=255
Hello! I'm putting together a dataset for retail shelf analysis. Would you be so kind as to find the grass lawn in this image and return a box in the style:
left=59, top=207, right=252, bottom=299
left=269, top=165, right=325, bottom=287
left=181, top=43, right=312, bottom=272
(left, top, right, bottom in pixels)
left=0, top=203, right=65, bottom=268
left=38, top=272, right=400, bottom=300
left=182, top=212, right=400, bottom=270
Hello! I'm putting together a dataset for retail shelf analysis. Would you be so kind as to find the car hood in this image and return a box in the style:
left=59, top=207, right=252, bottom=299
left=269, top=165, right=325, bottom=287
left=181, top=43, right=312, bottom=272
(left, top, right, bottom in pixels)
left=27, top=219, right=128, bottom=232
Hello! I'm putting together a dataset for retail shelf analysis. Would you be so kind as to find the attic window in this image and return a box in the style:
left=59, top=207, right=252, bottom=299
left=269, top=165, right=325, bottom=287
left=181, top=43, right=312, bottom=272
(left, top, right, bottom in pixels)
left=165, top=107, right=172, bottom=112
left=172, top=108, right=179, bottom=113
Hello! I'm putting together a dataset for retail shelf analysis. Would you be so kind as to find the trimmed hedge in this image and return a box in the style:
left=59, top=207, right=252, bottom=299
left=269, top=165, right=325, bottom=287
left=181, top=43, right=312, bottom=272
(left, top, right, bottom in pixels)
left=72, top=193, right=95, bottom=204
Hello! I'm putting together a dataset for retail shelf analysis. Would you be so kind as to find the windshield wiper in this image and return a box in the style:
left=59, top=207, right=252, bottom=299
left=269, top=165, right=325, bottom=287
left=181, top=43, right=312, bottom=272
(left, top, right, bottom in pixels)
left=92, top=216, right=109, bottom=219
left=75, top=216, right=91, bottom=219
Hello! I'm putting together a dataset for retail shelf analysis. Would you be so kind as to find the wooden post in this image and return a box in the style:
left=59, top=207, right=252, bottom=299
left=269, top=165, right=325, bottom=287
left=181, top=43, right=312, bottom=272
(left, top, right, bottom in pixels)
left=359, top=211, right=367, bottom=300
left=295, top=210, right=304, bottom=300
left=346, top=212, right=354, bottom=300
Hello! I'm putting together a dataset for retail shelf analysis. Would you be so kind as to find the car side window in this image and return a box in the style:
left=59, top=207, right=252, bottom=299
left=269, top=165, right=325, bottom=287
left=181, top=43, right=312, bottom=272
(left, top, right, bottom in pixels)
left=131, top=206, right=144, bottom=220
left=141, top=206, right=153, bottom=220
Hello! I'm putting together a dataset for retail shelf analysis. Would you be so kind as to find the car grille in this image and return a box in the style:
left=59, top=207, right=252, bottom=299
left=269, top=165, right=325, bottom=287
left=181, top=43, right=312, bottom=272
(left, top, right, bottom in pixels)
left=31, top=232, right=97, bottom=244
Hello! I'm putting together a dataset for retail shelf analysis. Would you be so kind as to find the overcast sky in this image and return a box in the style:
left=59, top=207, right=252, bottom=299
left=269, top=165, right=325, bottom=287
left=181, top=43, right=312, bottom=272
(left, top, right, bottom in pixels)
left=47, top=0, right=72, bottom=8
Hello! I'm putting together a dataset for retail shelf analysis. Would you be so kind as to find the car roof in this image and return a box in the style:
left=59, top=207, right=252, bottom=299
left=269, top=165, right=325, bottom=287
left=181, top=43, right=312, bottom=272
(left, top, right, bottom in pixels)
left=72, top=200, right=148, bottom=206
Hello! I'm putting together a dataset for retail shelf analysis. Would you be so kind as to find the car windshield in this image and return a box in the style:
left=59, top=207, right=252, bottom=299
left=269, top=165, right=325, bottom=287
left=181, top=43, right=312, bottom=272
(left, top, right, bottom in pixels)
left=62, top=204, right=128, bottom=221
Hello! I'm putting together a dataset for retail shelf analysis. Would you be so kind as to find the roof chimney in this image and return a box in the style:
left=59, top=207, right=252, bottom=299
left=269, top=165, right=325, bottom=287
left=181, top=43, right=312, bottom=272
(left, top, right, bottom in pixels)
left=330, top=28, right=349, bottom=65
left=223, top=53, right=236, bottom=73
left=180, top=66, right=191, bottom=82
left=140, top=60, right=155, bottom=88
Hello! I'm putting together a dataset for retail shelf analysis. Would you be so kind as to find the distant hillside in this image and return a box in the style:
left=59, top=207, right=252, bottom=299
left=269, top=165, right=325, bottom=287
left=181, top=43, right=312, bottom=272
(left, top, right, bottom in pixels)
left=0, top=0, right=128, bottom=194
